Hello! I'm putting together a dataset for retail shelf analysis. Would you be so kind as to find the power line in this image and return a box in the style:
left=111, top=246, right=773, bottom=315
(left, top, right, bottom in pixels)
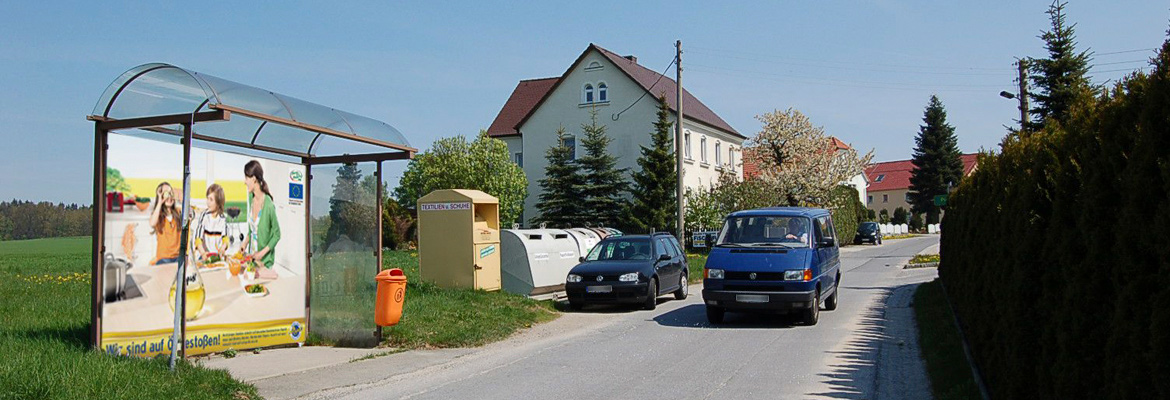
left=689, top=45, right=1013, bottom=72
left=1094, top=59, right=1148, bottom=66
left=687, top=65, right=995, bottom=93
left=612, top=57, right=676, bottom=121
left=688, top=63, right=1005, bottom=89
left=1096, top=48, right=1157, bottom=56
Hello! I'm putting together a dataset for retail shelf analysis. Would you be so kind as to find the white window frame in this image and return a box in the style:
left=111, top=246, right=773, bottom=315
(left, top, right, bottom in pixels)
left=728, top=146, right=735, bottom=170
left=597, top=82, right=608, bottom=102
left=514, top=152, right=523, bottom=167
left=562, top=135, right=577, bottom=160
left=583, top=83, right=594, bottom=103
left=684, top=130, right=692, bottom=160
left=715, top=141, right=722, bottom=167
left=700, top=136, right=708, bottom=163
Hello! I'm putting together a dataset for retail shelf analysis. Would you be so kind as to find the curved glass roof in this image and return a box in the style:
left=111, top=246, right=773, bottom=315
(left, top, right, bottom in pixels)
left=91, top=63, right=413, bottom=158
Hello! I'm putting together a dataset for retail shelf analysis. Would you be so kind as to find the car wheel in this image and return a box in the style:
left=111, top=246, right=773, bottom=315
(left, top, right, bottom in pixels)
left=706, top=305, right=725, bottom=324
left=802, top=290, right=820, bottom=326
left=673, top=273, right=688, bottom=300
left=643, top=278, right=658, bottom=310
left=876, top=238, right=882, bottom=245
left=569, top=301, right=584, bottom=311
left=824, top=279, right=839, bottom=311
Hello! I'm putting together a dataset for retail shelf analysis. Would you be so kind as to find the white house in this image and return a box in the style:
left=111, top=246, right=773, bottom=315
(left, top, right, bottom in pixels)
left=487, top=43, right=745, bottom=225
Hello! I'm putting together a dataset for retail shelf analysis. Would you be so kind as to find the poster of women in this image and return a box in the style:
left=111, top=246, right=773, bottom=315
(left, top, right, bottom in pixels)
left=100, top=134, right=306, bottom=357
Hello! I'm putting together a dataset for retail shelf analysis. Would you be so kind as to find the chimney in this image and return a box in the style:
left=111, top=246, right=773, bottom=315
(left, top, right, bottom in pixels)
left=624, top=55, right=637, bottom=63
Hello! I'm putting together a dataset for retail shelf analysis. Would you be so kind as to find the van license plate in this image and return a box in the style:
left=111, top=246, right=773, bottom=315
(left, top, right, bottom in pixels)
left=736, top=294, right=769, bottom=303
left=587, top=285, right=613, bottom=293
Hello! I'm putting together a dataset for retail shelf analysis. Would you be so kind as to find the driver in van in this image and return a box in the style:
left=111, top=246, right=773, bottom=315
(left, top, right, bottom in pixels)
left=785, top=218, right=810, bottom=244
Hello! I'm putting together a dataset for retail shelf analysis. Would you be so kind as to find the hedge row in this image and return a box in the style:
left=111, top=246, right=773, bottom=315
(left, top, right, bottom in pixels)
left=940, top=40, right=1170, bottom=399
left=829, top=185, right=864, bottom=245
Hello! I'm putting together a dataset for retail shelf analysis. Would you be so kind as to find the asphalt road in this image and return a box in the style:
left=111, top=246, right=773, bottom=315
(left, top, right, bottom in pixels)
left=315, top=235, right=940, bottom=400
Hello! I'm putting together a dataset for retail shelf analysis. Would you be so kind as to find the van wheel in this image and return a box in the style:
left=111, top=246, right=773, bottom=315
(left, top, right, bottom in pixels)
left=643, top=279, right=658, bottom=310
left=673, top=274, right=688, bottom=300
left=824, top=281, right=839, bottom=311
left=802, top=291, right=820, bottom=325
left=707, top=305, right=725, bottom=324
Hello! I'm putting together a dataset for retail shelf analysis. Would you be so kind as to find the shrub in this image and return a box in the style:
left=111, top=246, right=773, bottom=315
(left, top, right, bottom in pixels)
left=940, top=38, right=1170, bottom=399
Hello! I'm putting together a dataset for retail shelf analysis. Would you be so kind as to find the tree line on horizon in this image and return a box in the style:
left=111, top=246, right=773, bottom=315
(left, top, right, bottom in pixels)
left=0, top=200, right=92, bottom=241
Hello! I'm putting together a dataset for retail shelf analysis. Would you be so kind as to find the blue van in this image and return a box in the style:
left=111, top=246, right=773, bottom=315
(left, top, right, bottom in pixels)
left=701, top=207, right=841, bottom=325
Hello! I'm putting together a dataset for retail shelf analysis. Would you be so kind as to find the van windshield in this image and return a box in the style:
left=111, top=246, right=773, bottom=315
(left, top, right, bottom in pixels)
left=715, top=216, right=811, bottom=248
left=585, top=238, right=653, bottom=261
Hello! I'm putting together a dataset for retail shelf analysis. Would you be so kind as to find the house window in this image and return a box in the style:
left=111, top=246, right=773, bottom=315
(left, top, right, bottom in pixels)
left=700, top=136, right=707, bottom=163
left=728, top=147, right=735, bottom=169
left=875, top=174, right=886, bottom=182
left=585, top=61, right=603, bottom=71
left=684, top=131, right=692, bottom=159
left=715, top=142, right=722, bottom=166
left=514, top=152, right=523, bottom=167
left=583, top=84, right=594, bottom=103
left=868, top=195, right=873, bottom=204
left=597, top=82, right=607, bottom=102
left=905, top=193, right=912, bottom=202
left=882, top=194, right=888, bottom=203
left=562, top=136, right=576, bottom=160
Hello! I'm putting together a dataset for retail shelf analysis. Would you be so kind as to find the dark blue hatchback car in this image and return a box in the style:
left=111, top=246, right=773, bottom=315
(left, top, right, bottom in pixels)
left=701, top=207, right=842, bottom=325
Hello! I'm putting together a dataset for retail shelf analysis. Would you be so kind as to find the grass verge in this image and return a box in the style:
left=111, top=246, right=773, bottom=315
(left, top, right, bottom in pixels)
left=913, top=279, right=982, bottom=400
left=910, top=254, right=940, bottom=264
left=378, top=250, right=559, bottom=349
left=0, top=237, right=260, bottom=400
left=884, top=233, right=922, bottom=240
left=686, top=252, right=708, bottom=284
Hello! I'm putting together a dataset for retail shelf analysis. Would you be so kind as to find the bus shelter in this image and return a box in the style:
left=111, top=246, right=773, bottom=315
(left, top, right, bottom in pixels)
left=87, top=63, right=414, bottom=362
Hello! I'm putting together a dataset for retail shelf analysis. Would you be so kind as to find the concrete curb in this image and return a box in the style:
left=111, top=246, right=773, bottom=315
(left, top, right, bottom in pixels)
left=939, top=281, right=992, bottom=400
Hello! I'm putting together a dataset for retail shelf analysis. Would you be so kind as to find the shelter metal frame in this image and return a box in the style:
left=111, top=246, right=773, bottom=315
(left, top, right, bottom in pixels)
left=88, top=64, right=413, bottom=358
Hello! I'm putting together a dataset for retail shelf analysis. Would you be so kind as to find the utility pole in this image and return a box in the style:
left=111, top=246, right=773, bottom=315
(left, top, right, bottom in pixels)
left=1017, top=58, right=1029, bottom=130
left=674, top=40, right=685, bottom=241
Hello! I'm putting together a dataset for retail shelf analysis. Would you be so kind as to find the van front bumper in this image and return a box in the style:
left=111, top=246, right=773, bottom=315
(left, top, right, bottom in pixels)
left=702, top=289, right=816, bottom=311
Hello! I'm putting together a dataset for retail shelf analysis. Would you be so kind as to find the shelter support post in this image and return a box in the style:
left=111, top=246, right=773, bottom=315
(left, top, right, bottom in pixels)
left=91, top=126, right=107, bottom=350
left=305, top=166, right=312, bottom=339
left=375, top=162, right=383, bottom=341
left=169, top=123, right=194, bottom=369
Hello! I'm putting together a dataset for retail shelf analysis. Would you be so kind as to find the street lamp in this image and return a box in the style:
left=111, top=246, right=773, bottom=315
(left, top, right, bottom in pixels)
left=999, top=91, right=1016, bottom=99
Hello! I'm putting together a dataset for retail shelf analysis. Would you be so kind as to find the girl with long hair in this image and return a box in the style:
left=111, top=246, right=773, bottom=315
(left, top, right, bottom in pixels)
left=149, top=182, right=181, bottom=265
left=244, top=160, right=280, bottom=278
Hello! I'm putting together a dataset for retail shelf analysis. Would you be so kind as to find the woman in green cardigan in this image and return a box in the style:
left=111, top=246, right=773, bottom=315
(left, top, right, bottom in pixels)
left=244, top=160, right=280, bottom=279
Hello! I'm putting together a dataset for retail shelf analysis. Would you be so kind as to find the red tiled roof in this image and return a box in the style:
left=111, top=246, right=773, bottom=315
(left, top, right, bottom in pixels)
left=494, top=44, right=742, bottom=139
left=591, top=45, right=742, bottom=138
left=830, top=136, right=851, bottom=150
left=486, top=77, right=559, bottom=137
left=865, top=153, right=978, bottom=192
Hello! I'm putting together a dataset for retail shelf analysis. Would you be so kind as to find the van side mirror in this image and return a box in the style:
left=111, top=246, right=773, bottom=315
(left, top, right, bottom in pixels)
left=579, top=256, right=585, bottom=263
left=818, top=237, right=836, bottom=248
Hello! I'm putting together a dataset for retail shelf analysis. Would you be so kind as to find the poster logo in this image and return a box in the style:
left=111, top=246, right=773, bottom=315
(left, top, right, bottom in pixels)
left=289, top=321, right=303, bottom=341
left=289, top=183, right=304, bottom=205
left=289, top=170, right=304, bottom=183
left=480, top=245, right=496, bottom=259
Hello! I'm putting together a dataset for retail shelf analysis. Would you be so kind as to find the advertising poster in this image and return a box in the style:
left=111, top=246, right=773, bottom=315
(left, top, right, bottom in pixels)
left=100, top=134, right=306, bottom=357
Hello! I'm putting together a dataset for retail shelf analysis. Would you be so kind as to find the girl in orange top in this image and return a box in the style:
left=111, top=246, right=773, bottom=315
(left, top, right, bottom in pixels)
left=150, top=182, right=181, bottom=265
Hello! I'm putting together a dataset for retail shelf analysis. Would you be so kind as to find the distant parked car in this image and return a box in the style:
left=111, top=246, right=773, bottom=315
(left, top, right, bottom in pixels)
left=854, top=221, right=882, bottom=245
left=702, top=207, right=841, bottom=325
left=565, top=233, right=688, bottom=311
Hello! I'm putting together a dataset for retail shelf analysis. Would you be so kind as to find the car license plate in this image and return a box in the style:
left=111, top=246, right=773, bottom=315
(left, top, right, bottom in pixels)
left=586, top=285, right=613, bottom=293
left=736, top=294, right=770, bottom=303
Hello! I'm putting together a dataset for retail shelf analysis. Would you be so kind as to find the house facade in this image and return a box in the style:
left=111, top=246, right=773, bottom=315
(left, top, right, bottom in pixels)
left=864, top=154, right=978, bottom=218
left=487, top=44, right=745, bottom=225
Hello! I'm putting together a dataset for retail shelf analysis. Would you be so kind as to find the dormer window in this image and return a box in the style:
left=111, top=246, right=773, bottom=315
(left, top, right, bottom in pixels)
left=583, top=84, right=594, bottom=103
left=585, top=61, right=603, bottom=71
left=597, top=82, right=607, bottom=102
left=875, top=174, right=886, bottom=182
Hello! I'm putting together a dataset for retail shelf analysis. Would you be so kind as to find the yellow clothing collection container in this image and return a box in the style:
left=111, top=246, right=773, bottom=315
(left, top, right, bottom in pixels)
left=417, top=189, right=501, bottom=291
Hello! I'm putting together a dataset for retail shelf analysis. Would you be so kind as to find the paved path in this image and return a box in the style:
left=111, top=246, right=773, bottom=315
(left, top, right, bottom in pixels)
left=220, top=235, right=939, bottom=400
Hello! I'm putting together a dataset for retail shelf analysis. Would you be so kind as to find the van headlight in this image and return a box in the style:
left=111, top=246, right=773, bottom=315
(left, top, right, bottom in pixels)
left=784, top=270, right=805, bottom=281
left=567, top=274, right=583, bottom=283
left=706, top=268, right=724, bottom=279
left=619, top=272, right=639, bottom=282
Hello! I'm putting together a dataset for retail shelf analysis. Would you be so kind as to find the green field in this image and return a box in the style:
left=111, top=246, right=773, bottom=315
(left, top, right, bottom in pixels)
left=686, top=252, right=708, bottom=284
left=0, top=237, right=562, bottom=399
left=0, top=237, right=260, bottom=400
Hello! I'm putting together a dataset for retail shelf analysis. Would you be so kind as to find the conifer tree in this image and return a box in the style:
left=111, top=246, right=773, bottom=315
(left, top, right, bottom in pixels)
left=908, top=95, right=963, bottom=225
left=625, top=97, right=677, bottom=233
left=532, top=126, right=584, bottom=227
left=1027, top=1, right=1094, bottom=130
left=578, top=108, right=628, bottom=227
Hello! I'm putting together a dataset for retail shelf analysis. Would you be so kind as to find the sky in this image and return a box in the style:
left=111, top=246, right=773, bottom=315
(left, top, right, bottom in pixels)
left=1, top=1, right=1166, bottom=205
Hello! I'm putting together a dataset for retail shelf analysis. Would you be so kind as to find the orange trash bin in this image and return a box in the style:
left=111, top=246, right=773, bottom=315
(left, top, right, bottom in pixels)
left=375, top=268, right=407, bottom=327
